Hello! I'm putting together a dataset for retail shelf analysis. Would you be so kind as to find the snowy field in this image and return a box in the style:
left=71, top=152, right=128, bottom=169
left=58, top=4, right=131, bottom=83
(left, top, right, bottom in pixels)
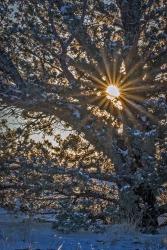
left=0, top=208, right=167, bottom=250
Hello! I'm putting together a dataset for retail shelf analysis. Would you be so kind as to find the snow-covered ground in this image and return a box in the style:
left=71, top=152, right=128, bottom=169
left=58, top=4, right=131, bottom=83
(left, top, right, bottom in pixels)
left=0, top=208, right=167, bottom=250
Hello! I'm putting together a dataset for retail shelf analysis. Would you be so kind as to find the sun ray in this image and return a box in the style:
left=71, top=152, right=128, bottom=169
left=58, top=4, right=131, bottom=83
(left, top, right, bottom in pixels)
left=75, top=54, right=156, bottom=131
left=113, top=55, right=121, bottom=85
left=87, top=74, right=107, bottom=88
left=120, top=77, right=142, bottom=89
left=121, top=93, right=144, bottom=102
left=112, top=58, right=117, bottom=84
left=69, top=92, right=87, bottom=98
left=121, top=60, right=144, bottom=84
left=116, top=107, right=140, bottom=138
left=121, top=85, right=150, bottom=92
left=88, top=94, right=102, bottom=103
left=121, top=96, right=156, bottom=121
left=115, top=70, right=124, bottom=87
left=88, top=94, right=106, bottom=107
left=90, top=50, right=107, bottom=78
left=103, top=98, right=110, bottom=110
left=101, top=49, right=112, bottom=84
left=107, top=101, right=116, bottom=115
left=97, top=96, right=108, bottom=108
left=122, top=102, right=142, bottom=129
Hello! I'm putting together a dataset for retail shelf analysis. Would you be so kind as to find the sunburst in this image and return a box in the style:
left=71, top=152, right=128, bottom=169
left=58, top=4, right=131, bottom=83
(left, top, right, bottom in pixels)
left=106, top=85, right=120, bottom=99
left=70, top=51, right=155, bottom=127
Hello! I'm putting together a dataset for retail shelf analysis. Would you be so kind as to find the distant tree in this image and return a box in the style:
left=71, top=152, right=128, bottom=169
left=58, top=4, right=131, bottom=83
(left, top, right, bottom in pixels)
left=0, top=0, right=167, bottom=232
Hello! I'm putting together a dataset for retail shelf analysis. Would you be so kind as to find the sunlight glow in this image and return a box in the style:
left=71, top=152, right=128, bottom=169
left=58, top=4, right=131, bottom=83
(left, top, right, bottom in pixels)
left=85, top=51, right=153, bottom=120
left=106, top=85, right=120, bottom=99
left=105, top=85, right=123, bottom=110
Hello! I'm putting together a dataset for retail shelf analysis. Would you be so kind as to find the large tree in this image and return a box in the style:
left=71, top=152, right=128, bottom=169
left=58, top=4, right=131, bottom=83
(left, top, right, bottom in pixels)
left=0, top=0, right=167, bottom=232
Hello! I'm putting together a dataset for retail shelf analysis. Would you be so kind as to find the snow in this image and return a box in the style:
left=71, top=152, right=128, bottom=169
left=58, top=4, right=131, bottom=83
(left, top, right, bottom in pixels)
left=118, top=148, right=128, bottom=156
left=60, top=4, right=72, bottom=15
left=145, top=129, right=157, bottom=137
left=85, top=125, right=91, bottom=129
left=1, top=208, right=167, bottom=250
left=8, top=2, right=20, bottom=22
left=120, top=184, right=130, bottom=191
left=73, top=110, right=81, bottom=119
left=67, top=104, right=81, bottom=119
left=130, top=128, right=157, bottom=138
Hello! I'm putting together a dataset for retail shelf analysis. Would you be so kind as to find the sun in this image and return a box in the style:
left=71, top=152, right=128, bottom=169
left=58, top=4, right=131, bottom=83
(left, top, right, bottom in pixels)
left=106, top=85, right=120, bottom=100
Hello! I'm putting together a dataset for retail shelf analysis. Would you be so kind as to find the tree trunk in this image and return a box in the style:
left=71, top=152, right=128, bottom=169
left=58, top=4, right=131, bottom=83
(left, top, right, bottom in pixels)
left=0, top=49, right=25, bottom=88
left=133, top=183, right=158, bottom=233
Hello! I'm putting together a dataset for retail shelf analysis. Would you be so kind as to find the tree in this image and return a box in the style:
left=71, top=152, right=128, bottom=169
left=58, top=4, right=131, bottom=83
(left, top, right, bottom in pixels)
left=0, top=0, right=167, bottom=233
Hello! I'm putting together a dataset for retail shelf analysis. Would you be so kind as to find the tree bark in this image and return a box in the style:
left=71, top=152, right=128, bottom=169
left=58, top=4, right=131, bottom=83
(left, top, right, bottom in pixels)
left=133, top=183, right=158, bottom=233
left=0, top=49, right=25, bottom=88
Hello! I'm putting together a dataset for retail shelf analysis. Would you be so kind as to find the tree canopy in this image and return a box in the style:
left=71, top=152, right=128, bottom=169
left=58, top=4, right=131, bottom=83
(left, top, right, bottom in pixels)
left=0, top=0, right=167, bottom=232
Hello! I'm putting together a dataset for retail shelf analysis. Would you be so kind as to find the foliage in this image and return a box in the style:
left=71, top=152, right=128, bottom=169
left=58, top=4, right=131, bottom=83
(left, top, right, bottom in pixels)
left=0, top=0, right=167, bottom=232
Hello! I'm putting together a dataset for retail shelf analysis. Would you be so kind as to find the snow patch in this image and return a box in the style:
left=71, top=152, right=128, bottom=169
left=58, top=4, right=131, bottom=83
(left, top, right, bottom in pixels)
left=1, top=208, right=167, bottom=250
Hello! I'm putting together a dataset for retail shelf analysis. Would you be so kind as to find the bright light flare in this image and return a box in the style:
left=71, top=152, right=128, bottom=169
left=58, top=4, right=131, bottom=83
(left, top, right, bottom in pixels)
left=106, top=85, right=120, bottom=99
left=105, top=84, right=122, bottom=110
